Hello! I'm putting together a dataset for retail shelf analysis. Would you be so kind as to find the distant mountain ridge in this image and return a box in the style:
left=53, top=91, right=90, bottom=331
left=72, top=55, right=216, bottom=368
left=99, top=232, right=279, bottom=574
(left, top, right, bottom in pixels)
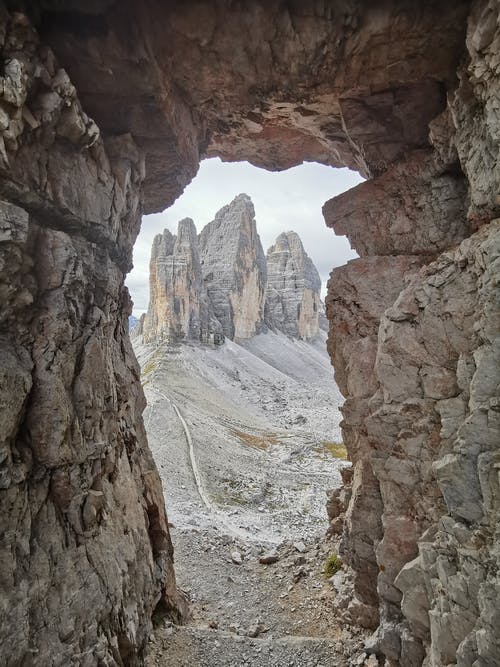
left=139, top=194, right=322, bottom=345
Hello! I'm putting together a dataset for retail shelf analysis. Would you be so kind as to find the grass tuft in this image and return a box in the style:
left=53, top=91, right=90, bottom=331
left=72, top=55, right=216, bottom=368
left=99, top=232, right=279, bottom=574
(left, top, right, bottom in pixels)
left=318, top=441, right=348, bottom=460
left=324, top=553, right=342, bottom=578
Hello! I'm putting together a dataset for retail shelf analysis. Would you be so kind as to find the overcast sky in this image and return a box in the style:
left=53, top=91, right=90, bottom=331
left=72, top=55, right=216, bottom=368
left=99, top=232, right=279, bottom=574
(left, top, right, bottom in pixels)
left=127, top=158, right=363, bottom=315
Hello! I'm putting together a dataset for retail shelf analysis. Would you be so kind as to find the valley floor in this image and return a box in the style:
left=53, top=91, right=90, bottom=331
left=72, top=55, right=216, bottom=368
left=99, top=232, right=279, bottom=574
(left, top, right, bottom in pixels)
left=133, top=331, right=373, bottom=666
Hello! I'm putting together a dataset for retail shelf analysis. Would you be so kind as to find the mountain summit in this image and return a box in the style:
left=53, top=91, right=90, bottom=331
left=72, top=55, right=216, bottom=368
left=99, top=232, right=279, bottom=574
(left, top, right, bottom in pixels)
left=141, top=194, right=322, bottom=344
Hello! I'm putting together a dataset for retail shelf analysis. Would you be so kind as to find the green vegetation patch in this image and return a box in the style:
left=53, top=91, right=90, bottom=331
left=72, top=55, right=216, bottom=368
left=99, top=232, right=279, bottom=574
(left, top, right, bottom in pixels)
left=142, top=358, right=157, bottom=378
left=324, top=553, right=342, bottom=578
left=230, top=428, right=280, bottom=450
left=141, top=349, right=164, bottom=383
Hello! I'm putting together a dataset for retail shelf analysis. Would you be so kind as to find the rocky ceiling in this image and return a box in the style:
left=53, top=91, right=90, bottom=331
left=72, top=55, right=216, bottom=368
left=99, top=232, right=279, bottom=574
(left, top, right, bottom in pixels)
left=36, top=0, right=470, bottom=211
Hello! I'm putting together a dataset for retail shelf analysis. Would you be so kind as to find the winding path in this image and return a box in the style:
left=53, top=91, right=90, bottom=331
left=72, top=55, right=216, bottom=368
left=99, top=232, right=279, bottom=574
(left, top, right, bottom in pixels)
left=150, top=386, right=269, bottom=544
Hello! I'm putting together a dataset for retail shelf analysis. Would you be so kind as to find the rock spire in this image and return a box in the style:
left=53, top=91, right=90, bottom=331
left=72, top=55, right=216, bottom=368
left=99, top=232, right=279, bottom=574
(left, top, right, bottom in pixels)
left=199, top=193, right=267, bottom=341
left=264, top=231, right=321, bottom=339
left=141, top=195, right=322, bottom=344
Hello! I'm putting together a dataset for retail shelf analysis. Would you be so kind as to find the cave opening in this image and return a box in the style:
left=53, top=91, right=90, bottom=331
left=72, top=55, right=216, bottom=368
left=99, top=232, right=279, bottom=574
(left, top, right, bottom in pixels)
left=127, top=156, right=366, bottom=647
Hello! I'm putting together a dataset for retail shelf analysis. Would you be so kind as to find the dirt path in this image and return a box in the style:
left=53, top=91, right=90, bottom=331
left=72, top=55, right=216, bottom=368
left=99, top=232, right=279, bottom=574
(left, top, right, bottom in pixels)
left=152, top=387, right=212, bottom=511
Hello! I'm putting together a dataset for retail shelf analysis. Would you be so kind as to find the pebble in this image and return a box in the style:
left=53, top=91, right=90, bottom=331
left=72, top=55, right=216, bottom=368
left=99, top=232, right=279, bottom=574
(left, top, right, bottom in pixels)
left=230, top=550, right=243, bottom=564
left=259, top=550, right=280, bottom=565
left=293, top=541, right=307, bottom=553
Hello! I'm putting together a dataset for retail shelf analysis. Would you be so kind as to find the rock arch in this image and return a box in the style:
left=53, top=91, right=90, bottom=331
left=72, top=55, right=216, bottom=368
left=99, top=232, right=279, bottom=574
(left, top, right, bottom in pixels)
left=0, top=1, right=498, bottom=665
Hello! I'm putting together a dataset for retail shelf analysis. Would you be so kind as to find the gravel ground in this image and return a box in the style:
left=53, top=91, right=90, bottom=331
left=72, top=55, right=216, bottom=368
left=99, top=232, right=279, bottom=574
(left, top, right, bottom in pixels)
left=134, top=333, right=376, bottom=666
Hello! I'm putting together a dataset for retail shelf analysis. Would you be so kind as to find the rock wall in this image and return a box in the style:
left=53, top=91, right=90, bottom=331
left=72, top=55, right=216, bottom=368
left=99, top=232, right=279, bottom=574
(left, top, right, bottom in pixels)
left=265, top=231, right=321, bottom=340
left=1, top=1, right=499, bottom=665
left=142, top=219, right=204, bottom=343
left=141, top=193, right=267, bottom=344
left=324, top=5, right=500, bottom=663
left=142, top=209, right=322, bottom=345
left=0, top=9, right=185, bottom=666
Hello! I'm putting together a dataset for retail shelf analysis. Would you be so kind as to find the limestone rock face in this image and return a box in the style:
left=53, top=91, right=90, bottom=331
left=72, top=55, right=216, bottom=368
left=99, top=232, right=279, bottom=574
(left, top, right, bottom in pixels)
left=0, top=11, right=184, bottom=666
left=142, top=219, right=203, bottom=342
left=40, top=0, right=470, bottom=214
left=323, top=5, right=500, bottom=664
left=323, top=150, right=469, bottom=257
left=265, top=231, right=321, bottom=340
left=142, top=202, right=323, bottom=345
left=199, top=194, right=267, bottom=341
left=380, top=221, right=500, bottom=667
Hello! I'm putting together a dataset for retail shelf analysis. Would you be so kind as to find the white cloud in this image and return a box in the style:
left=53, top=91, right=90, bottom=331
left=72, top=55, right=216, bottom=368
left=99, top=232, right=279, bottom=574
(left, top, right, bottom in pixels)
left=126, top=158, right=363, bottom=315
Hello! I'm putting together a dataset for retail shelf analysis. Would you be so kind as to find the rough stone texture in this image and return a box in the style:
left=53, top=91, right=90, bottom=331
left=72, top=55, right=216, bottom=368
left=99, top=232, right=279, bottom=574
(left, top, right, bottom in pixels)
left=326, top=254, right=429, bottom=623
left=265, top=231, right=321, bottom=340
left=39, top=0, right=471, bottom=213
left=322, top=150, right=470, bottom=257
left=142, top=208, right=322, bottom=345
left=324, top=4, right=500, bottom=664
left=0, top=1, right=499, bottom=665
left=142, top=219, right=205, bottom=343
left=389, top=221, right=500, bottom=667
left=199, top=194, right=267, bottom=341
left=0, top=10, right=185, bottom=666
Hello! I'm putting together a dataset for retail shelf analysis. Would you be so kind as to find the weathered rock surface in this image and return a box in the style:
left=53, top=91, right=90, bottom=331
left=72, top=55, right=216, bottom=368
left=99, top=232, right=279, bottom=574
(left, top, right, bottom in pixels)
left=323, top=5, right=500, bottom=664
left=199, top=194, right=267, bottom=341
left=385, top=221, right=500, bottom=667
left=39, top=0, right=470, bottom=214
left=265, top=231, right=321, bottom=340
left=142, top=204, right=323, bottom=345
left=322, top=150, right=470, bottom=257
left=0, top=10, right=185, bottom=666
left=142, top=219, right=203, bottom=343
left=1, top=1, right=499, bottom=665
left=141, top=194, right=267, bottom=344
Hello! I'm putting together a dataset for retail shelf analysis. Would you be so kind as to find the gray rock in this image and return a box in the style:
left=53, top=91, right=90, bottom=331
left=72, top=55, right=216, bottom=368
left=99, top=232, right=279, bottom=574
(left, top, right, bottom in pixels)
left=0, top=20, right=187, bottom=666
left=259, top=551, right=280, bottom=565
left=265, top=231, right=321, bottom=340
left=143, top=219, right=201, bottom=342
left=199, top=194, right=267, bottom=341
left=230, top=550, right=243, bottom=565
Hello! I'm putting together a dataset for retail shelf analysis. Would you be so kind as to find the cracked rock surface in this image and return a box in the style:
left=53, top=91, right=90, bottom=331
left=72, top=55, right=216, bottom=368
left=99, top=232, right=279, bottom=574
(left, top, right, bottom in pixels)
left=0, top=1, right=499, bottom=665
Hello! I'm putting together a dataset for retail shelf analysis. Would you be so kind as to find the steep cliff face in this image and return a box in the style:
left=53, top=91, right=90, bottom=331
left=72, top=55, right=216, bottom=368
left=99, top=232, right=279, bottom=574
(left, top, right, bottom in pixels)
left=199, top=194, right=267, bottom=341
left=141, top=202, right=325, bottom=345
left=1, top=1, right=499, bottom=665
left=265, top=231, right=321, bottom=340
left=141, top=204, right=322, bottom=345
left=0, top=10, right=185, bottom=666
left=142, top=219, right=203, bottom=343
left=323, top=6, right=500, bottom=663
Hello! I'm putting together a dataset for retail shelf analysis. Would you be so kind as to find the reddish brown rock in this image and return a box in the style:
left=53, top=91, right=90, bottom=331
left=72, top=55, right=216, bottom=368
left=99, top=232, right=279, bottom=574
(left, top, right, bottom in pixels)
left=322, top=151, right=469, bottom=257
left=0, top=11, right=186, bottom=666
left=0, top=2, right=499, bottom=666
left=39, top=1, right=470, bottom=212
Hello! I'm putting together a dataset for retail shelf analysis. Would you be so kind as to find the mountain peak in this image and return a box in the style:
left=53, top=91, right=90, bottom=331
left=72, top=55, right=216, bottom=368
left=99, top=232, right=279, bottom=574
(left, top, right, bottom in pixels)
left=142, top=198, right=321, bottom=344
